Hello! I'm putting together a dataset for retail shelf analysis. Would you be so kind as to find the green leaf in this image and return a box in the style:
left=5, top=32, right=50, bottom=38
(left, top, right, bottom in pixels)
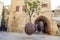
left=27, top=2, right=33, bottom=7
left=30, top=6, right=32, bottom=10
left=33, top=1, right=37, bottom=4
left=38, top=8, right=41, bottom=10
left=37, top=1, right=40, bottom=3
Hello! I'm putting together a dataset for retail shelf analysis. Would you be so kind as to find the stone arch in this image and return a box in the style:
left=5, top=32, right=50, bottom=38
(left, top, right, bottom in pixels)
left=34, top=16, right=51, bottom=34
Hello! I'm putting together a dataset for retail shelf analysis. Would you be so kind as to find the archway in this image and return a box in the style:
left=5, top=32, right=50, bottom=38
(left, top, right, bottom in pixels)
left=34, top=16, right=50, bottom=34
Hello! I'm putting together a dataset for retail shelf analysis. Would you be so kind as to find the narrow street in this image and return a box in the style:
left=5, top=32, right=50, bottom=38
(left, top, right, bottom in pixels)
left=0, top=32, right=60, bottom=40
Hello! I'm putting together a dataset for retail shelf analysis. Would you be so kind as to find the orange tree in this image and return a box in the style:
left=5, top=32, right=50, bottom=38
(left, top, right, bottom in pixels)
left=24, top=1, right=41, bottom=35
left=24, top=0, right=40, bottom=22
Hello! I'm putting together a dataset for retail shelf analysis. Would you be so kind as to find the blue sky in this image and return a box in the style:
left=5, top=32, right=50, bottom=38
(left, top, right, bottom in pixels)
left=0, top=0, right=60, bottom=10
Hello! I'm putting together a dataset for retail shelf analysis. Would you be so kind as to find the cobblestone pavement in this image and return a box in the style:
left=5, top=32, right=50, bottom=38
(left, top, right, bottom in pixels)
left=0, top=32, right=60, bottom=40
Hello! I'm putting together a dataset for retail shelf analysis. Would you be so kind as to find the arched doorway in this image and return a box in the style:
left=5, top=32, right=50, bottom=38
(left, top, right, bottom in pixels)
left=34, top=16, right=50, bottom=34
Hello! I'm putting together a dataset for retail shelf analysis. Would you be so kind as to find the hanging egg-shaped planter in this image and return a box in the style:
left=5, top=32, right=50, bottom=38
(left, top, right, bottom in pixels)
left=25, top=22, right=35, bottom=35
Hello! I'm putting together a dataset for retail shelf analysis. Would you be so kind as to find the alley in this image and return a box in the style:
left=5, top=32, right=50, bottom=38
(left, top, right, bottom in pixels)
left=0, top=32, right=60, bottom=40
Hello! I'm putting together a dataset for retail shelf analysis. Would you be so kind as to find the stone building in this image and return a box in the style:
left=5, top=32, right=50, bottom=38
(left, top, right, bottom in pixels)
left=8, top=0, right=58, bottom=35
left=3, top=6, right=10, bottom=30
left=52, top=6, right=60, bottom=31
left=52, top=6, right=60, bottom=26
left=0, top=2, right=8, bottom=31
left=53, top=6, right=60, bottom=17
left=0, top=1, right=3, bottom=26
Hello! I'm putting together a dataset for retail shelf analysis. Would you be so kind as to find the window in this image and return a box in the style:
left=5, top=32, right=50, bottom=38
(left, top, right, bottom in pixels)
left=41, top=4, right=48, bottom=8
left=23, top=5, right=27, bottom=12
left=16, top=6, right=20, bottom=12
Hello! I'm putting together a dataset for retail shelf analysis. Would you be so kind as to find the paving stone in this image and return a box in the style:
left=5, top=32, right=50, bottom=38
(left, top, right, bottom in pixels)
left=0, top=32, right=60, bottom=40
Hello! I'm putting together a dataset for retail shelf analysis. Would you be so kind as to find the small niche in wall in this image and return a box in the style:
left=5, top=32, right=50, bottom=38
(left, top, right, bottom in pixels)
left=37, top=13, right=39, bottom=15
left=13, top=16, right=15, bottom=19
left=33, top=15, right=35, bottom=17
left=41, top=3, right=48, bottom=8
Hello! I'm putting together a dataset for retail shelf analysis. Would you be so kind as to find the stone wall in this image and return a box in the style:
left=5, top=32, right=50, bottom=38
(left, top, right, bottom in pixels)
left=8, top=0, right=58, bottom=35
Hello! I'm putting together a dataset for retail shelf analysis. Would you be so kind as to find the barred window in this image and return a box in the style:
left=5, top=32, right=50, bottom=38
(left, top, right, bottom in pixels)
left=16, top=6, right=19, bottom=12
